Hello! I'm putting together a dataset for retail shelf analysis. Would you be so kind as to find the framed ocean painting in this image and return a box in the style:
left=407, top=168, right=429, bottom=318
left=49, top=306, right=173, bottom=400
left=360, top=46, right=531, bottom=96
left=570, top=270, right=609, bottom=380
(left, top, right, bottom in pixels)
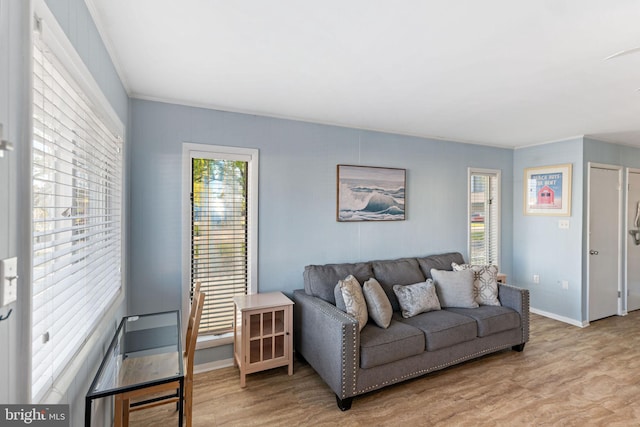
left=337, top=165, right=406, bottom=222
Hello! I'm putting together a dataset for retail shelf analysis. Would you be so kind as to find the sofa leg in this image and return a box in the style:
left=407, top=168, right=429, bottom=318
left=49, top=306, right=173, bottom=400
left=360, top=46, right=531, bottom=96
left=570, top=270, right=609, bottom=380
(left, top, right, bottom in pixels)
left=336, top=396, right=353, bottom=411
left=512, top=343, right=526, bottom=352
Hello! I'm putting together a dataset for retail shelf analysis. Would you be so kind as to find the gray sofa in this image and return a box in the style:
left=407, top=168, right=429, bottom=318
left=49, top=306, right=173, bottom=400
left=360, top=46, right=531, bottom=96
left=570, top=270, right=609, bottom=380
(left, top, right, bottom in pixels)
left=293, top=252, right=529, bottom=410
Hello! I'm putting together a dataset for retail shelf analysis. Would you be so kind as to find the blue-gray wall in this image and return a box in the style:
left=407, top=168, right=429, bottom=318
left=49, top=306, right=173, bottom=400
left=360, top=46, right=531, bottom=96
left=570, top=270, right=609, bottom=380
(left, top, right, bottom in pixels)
left=129, top=98, right=515, bottom=313
left=0, top=1, right=128, bottom=426
left=513, top=138, right=584, bottom=322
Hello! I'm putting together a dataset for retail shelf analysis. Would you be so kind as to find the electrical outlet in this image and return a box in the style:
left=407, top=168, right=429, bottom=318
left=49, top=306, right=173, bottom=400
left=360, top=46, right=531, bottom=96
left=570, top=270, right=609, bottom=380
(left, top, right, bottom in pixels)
left=533, top=274, right=540, bottom=284
left=0, top=257, right=18, bottom=306
left=561, top=280, right=569, bottom=290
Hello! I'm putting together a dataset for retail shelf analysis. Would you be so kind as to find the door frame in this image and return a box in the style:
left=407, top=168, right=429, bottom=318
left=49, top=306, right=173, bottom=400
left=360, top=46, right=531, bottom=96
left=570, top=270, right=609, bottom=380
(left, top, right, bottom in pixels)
left=586, top=162, right=623, bottom=321
left=624, top=167, right=640, bottom=313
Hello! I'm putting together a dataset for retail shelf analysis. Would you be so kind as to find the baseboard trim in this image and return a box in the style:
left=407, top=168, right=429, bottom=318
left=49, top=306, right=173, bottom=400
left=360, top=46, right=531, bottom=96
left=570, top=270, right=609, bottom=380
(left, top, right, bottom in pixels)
left=530, top=307, right=588, bottom=328
left=194, top=358, right=235, bottom=374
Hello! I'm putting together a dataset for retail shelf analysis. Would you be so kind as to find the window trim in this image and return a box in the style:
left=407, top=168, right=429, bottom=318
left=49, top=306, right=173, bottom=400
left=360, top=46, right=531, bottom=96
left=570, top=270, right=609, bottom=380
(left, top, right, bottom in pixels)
left=181, top=143, right=259, bottom=346
left=28, top=0, right=126, bottom=403
left=467, top=168, right=501, bottom=268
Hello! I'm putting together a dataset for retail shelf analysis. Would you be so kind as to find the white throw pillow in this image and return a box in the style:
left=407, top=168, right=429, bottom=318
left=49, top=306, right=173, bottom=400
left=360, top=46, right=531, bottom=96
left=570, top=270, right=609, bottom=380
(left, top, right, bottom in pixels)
left=363, top=278, right=393, bottom=328
left=452, top=262, right=501, bottom=306
left=393, top=280, right=441, bottom=318
left=338, top=275, right=368, bottom=331
left=430, top=268, right=478, bottom=308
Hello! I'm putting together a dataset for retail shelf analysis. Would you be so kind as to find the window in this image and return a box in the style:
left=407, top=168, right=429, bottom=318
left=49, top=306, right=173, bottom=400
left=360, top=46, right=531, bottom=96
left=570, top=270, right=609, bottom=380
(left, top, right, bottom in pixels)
left=31, top=7, right=124, bottom=402
left=183, top=144, right=258, bottom=337
left=468, top=169, right=500, bottom=266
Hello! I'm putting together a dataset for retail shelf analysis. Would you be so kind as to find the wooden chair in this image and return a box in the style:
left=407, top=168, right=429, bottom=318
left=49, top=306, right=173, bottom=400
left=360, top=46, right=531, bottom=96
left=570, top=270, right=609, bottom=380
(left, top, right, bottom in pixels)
left=115, top=288, right=205, bottom=427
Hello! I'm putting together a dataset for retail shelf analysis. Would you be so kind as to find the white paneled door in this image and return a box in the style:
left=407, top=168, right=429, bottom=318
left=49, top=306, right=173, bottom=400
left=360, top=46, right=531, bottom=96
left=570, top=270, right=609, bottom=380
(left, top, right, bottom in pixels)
left=588, top=165, right=621, bottom=322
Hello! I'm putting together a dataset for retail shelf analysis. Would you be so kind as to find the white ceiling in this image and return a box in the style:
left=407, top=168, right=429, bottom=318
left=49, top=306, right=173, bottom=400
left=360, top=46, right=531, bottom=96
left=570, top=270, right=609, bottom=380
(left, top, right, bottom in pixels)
left=87, top=0, right=640, bottom=148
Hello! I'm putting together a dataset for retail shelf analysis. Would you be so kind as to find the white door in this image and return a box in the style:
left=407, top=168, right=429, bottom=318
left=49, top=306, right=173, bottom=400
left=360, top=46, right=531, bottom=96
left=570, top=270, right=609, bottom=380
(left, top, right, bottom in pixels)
left=588, top=166, right=620, bottom=321
left=627, top=171, right=640, bottom=311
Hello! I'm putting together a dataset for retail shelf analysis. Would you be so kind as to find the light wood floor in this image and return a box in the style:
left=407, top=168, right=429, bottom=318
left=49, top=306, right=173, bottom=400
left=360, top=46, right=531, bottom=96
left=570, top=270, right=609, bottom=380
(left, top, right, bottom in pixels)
left=130, top=312, right=640, bottom=426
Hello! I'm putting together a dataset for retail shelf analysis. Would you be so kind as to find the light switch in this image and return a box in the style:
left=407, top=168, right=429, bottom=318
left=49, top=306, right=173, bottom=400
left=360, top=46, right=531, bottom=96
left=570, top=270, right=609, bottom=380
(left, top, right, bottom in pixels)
left=0, top=257, right=18, bottom=306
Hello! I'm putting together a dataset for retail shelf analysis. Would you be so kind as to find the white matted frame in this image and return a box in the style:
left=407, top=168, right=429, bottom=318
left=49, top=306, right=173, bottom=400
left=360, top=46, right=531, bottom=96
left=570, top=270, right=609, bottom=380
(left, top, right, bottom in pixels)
left=523, top=163, right=572, bottom=216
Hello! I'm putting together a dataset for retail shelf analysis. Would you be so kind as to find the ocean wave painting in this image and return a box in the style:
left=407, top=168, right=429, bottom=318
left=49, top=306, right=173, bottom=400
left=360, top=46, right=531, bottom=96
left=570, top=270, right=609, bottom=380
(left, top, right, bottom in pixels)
left=337, top=165, right=406, bottom=221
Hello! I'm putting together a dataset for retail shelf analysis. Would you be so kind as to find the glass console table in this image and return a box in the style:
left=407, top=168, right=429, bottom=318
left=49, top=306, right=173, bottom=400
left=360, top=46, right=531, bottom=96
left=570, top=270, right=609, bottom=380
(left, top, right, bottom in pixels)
left=85, top=310, right=183, bottom=427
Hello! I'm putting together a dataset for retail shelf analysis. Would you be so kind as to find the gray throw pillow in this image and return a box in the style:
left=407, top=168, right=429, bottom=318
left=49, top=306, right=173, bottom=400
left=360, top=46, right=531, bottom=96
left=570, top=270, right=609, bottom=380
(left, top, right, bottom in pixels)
left=452, top=262, right=501, bottom=306
left=337, top=275, right=368, bottom=331
left=393, top=280, right=441, bottom=318
left=363, top=278, right=393, bottom=328
left=334, top=283, right=347, bottom=312
left=430, top=268, right=478, bottom=308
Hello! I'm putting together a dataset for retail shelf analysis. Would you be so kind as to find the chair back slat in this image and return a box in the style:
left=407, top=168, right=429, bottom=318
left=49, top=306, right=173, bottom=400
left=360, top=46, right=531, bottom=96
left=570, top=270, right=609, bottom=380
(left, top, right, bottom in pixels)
left=185, top=282, right=202, bottom=350
left=185, top=292, right=205, bottom=378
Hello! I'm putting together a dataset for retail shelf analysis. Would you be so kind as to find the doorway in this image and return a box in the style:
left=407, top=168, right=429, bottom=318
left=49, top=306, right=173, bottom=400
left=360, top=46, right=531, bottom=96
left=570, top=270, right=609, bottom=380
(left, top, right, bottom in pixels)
left=627, top=169, right=640, bottom=312
left=588, top=164, right=621, bottom=322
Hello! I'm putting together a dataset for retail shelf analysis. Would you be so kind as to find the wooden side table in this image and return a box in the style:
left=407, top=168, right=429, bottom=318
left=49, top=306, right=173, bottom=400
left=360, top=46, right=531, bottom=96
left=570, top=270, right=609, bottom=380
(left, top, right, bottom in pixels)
left=233, top=292, right=294, bottom=387
left=497, top=273, right=507, bottom=284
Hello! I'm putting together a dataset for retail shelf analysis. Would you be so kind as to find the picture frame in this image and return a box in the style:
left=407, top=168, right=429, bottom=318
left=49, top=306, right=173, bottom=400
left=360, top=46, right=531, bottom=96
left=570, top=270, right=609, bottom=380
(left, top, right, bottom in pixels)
left=337, top=165, right=406, bottom=222
left=523, top=163, right=572, bottom=216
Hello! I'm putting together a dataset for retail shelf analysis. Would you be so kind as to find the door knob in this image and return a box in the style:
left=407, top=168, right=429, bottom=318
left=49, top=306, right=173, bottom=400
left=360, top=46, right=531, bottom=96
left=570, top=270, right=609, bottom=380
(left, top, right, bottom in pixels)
left=590, top=250, right=599, bottom=255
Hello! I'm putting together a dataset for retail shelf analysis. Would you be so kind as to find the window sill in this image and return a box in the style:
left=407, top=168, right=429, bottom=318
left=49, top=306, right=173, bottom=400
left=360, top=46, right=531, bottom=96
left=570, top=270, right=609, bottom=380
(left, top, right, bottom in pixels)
left=196, top=332, right=233, bottom=350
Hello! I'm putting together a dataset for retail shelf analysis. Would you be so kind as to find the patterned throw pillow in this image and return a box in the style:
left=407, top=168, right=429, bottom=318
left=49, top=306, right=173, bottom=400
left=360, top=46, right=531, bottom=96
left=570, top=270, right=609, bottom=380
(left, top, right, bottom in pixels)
left=363, top=278, right=393, bottom=328
left=452, top=262, right=501, bottom=306
left=393, top=280, right=441, bottom=318
left=338, top=275, right=368, bottom=331
left=430, top=268, right=479, bottom=308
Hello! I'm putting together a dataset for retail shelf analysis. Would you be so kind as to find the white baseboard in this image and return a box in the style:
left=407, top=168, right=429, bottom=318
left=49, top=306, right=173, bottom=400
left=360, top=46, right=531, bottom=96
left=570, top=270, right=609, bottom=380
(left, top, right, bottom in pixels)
left=530, top=307, right=589, bottom=328
left=194, top=358, right=235, bottom=374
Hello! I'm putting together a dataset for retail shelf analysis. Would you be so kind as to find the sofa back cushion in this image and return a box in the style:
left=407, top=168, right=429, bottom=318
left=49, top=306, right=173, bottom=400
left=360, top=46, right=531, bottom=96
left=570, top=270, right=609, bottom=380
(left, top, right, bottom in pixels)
left=303, top=262, right=373, bottom=305
left=372, top=258, right=425, bottom=311
left=416, top=252, right=465, bottom=279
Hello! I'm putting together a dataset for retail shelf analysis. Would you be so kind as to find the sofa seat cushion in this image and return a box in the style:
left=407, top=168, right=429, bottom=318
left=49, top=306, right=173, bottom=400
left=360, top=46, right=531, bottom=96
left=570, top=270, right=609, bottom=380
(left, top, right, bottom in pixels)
left=398, top=310, right=477, bottom=351
left=447, top=306, right=521, bottom=337
left=360, top=319, right=425, bottom=369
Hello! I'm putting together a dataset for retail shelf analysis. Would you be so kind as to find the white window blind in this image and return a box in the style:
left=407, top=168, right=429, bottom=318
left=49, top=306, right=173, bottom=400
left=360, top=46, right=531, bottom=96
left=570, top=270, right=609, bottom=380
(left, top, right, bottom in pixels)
left=191, top=157, right=249, bottom=335
left=31, top=24, right=123, bottom=402
left=469, top=170, right=500, bottom=266
left=184, top=145, right=258, bottom=339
